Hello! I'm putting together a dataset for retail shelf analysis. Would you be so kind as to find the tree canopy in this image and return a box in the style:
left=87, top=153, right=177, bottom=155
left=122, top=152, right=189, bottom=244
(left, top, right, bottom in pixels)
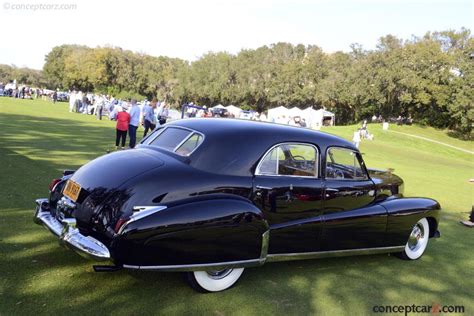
left=1, top=28, right=472, bottom=138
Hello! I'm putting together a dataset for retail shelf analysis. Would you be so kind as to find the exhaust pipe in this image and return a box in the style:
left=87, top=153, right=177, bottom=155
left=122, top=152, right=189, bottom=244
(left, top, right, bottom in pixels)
left=93, top=265, right=122, bottom=272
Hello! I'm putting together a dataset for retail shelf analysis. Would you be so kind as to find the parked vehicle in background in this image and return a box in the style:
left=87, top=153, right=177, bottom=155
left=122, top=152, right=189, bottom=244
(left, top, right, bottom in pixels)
left=57, top=92, right=69, bottom=102
left=210, top=107, right=229, bottom=117
left=239, top=110, right=256, bottom=120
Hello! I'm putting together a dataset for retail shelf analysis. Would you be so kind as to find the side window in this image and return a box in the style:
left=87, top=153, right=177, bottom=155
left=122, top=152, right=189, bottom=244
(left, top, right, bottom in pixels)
left=257, top=143, right=318, bottom=177
left=326, top=147, right=368, bottom=180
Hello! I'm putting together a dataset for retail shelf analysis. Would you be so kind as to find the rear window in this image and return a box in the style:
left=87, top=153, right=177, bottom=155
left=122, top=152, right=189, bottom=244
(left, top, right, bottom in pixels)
left=175, top=133, right=204, bottom=156
left=147, top=127, right=203, bottom=156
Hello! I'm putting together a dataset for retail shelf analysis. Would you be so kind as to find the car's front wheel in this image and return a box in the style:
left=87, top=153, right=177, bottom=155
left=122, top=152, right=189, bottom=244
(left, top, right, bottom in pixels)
left=398, top=217, right=430, bottom=260
left=186, top=268, right=244, bottom=293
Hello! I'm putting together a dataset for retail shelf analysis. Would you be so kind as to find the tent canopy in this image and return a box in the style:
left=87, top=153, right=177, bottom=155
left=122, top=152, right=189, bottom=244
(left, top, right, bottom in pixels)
left=302, top=107, right=335, bottom=127
left=267, top=106, right=289, bottom=120
left=288, top=106, right=303, bottom=117
left=225, top=105, right=242, bottom=116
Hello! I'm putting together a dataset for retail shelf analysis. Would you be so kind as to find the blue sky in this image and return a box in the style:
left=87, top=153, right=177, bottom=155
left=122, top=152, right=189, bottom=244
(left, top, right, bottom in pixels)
left=0, top=0, right=472, bottom=69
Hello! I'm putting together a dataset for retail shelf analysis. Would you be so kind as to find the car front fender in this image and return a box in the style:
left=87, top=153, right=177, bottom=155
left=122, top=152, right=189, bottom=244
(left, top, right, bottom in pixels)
left=379, top=197, right=441, bottom=246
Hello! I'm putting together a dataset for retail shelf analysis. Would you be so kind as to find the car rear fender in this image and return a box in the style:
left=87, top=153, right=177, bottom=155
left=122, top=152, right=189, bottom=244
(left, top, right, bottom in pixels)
left=112, top=197, right=269, bottom=267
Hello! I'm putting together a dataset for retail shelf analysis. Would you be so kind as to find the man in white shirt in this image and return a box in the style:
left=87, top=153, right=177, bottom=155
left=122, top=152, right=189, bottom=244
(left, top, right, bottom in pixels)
left=353, top=129, right=361, bottom=148
left=69, top=91, right=76, bottom=112
left=128, top=99, right=140, bottom=148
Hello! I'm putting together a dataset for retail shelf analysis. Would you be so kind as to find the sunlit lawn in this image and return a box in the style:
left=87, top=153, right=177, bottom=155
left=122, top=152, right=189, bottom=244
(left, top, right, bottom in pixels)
left=0, top=98, right=473, bottom=315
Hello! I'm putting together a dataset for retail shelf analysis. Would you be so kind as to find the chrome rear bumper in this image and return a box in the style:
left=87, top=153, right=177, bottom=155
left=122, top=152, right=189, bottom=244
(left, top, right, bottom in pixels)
left=34, top=198, right=111, bottom=261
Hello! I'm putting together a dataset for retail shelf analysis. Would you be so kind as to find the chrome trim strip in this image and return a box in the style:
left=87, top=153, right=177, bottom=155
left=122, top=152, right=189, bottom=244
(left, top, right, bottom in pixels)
left=173, top=131, right=194, bottom=151
left=123, top=258, right=264, bottom=272
left=260, top=230, right=270, bottom=261
left=117, top=205, right=167, bottom=234
left=266, top=246, right=405, bottom=262
left=255, top=142, right=320, bottom=178
left=123, top=245, right=404, bottom=271
left=131, top=206, right=167, bottom=222
left=173, top=132, right=205, bottom=157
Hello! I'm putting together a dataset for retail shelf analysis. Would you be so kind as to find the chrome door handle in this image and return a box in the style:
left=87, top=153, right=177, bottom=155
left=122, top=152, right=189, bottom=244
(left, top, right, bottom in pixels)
left=325, top=188, right=339, bottom=198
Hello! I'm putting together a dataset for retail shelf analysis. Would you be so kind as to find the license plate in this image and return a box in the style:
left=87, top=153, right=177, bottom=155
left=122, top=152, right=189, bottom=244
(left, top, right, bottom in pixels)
left=63, top=180, right=81, bottom=202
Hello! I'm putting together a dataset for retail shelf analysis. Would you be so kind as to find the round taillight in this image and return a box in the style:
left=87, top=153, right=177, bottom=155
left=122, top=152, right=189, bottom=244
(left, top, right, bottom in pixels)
left=49, top=178, right=62, bottom=191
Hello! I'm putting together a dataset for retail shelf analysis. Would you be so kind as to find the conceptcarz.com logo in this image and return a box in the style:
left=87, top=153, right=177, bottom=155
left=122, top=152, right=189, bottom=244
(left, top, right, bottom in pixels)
left=372, top=303, right=465, bottom=315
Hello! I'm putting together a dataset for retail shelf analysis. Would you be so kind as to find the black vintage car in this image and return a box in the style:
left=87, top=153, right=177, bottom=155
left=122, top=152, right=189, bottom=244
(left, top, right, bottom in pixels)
left=34, top=119, right=441, bottom=292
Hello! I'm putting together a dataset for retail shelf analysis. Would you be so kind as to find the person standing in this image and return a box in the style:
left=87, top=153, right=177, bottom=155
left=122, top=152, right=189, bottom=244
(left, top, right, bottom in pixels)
left=353, top=129, right=361, bottom=148
left=69, top=91, right=76, bottom=112
left=96, top=95, right=104, bottom=120
left=128, top=99, right=140, bottom=148
left=143, top=99, right=157, bottom=137
left=461, top=179, right=474, bottom=227
left=158, top=103, right=169, bottom=125
left=52, top=90, right=58, bottom=103
left=115, top=107, right=130, bottom=150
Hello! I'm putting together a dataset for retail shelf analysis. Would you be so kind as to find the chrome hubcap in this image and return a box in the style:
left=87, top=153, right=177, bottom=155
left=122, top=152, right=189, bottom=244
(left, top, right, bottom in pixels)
left=407, top=223, right=425, bottom=251
left=206, top=269, right=233, bottom=280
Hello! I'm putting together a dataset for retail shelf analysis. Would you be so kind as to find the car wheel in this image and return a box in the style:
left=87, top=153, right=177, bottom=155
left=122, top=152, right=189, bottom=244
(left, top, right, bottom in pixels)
left=185, top=268, right=244, bottom=293
left=398, top=218, right=430, bottom=260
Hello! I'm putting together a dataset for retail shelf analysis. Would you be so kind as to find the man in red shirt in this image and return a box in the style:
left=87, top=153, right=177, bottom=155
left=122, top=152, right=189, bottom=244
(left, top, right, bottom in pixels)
left=116, top=106, right=131, bottom=150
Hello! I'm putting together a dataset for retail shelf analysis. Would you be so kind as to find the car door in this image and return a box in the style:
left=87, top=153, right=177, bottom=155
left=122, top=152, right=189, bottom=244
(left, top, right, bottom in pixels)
left=322, top=147, right=387, bottom=250
left=253, top=143, right=324, bottom=254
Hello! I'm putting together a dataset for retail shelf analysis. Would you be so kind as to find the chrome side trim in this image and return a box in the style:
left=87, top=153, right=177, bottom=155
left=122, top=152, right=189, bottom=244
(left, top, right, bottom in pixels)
left=123, top=245, right=404, bottom=271
left=117, top=205, right=167, bottom=234
left=260, top=230, right=270, bottom=261
left=266, top=246, right=405, bottom=263
left=131, top=206, right=167, bottom=222
left=123, top=258, right=264, bottom=272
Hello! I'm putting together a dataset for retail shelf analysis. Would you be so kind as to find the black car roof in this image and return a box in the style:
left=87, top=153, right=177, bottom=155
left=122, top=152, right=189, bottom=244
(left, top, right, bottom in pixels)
left=168, top=118, right=356, bottom=176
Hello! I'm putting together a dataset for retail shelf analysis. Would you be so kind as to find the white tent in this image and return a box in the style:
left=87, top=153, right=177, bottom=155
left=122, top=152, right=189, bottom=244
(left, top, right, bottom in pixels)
left=288, top=106, right=303, bottom=118
left=213, top=104, right=225, bottom=109
left=302, top=107, right=335, bottom=128
left=267, top=106, right=289, bottom=122
left=225, top=105, right=242, bottom=117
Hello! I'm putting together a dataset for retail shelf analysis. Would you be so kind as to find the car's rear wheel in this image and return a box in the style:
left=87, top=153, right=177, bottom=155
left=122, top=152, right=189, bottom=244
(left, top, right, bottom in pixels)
left=398, top=218, right=430, bottom=260
left=185, top=268, right=244, bottom=293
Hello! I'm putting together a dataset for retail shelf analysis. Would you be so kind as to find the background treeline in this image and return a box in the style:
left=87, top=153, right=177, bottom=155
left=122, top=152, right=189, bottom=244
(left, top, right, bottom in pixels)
left=1, top=28, right=472, bottom=137
left=0, top=65, right=48, bottom=88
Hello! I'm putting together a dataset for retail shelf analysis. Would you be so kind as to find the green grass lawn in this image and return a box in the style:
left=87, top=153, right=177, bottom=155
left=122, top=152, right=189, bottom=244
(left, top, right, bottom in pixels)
left=0, top=98, right=473, bottom=316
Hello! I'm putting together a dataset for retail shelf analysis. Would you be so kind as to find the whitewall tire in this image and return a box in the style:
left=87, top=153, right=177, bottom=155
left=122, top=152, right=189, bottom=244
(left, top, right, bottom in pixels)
left=399, top=218, right=430, bottom=260
left=186, top=268, right=244, bottom=293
